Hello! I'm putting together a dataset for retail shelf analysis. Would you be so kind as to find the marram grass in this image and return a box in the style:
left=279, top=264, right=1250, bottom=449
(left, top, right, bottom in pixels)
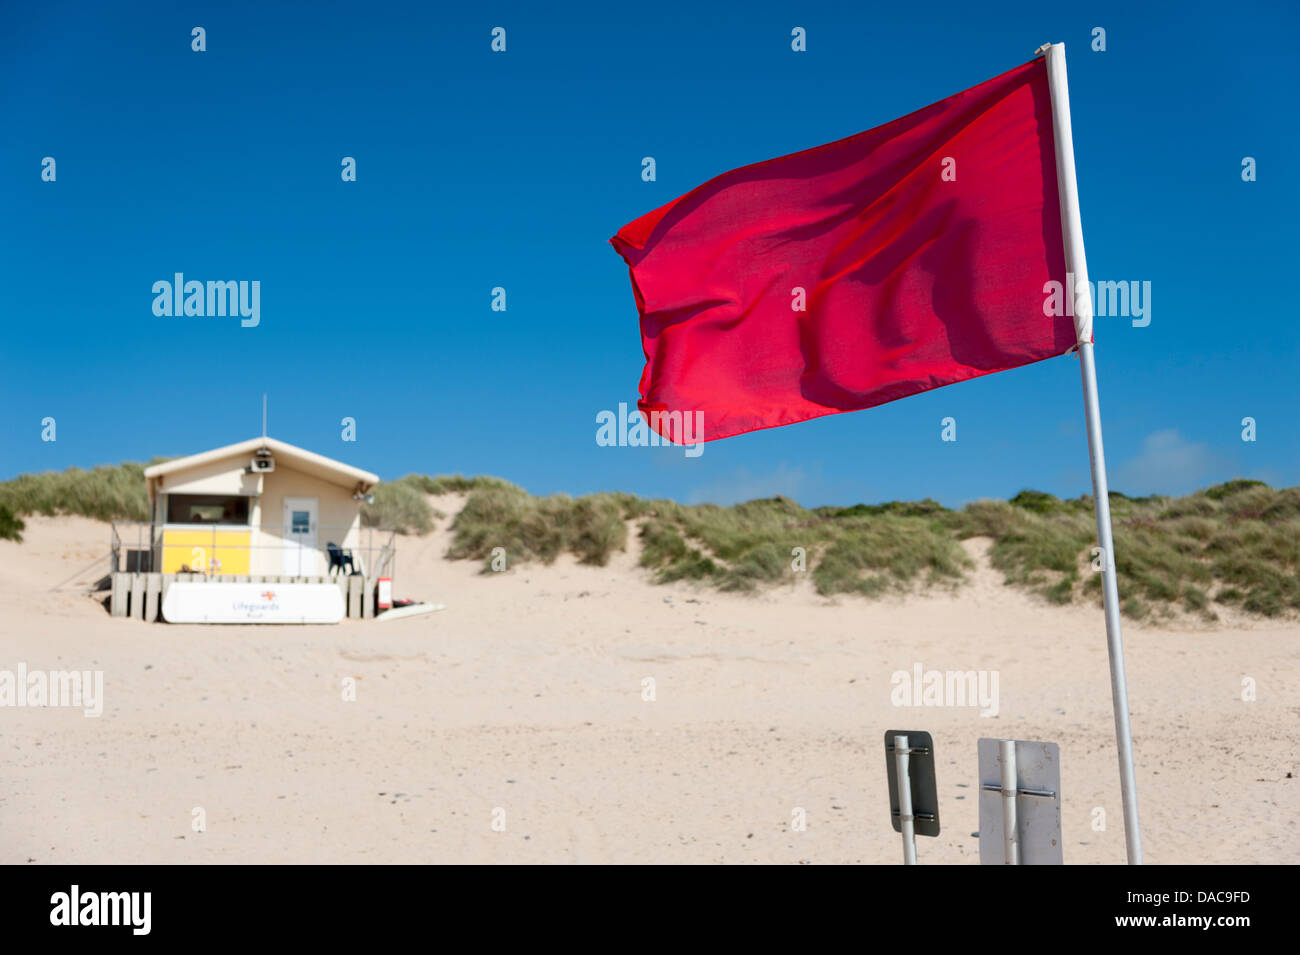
left=2, top=462, right=1295, bottom=620
left=443, top=479, right=1299, bottom=621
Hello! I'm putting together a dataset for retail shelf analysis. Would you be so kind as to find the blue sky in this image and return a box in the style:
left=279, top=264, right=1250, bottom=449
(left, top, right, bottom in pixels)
left=2, top=0, right=1296, bottom=507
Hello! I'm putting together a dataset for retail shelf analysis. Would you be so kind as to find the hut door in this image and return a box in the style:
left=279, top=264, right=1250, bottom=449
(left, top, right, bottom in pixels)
left=282, top=497, right=319, bottom=576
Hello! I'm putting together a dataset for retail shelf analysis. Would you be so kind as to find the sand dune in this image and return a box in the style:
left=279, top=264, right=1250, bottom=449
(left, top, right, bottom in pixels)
left=1, top=495, right=1296, bottom=864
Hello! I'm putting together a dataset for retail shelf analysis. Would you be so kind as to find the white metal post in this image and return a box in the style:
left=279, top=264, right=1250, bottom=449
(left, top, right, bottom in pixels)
left=894, top=734, right=917, bottom=865
left=1043, top=41, right=1143, bottom=864
left=999, top=739, right=1019, bottom=865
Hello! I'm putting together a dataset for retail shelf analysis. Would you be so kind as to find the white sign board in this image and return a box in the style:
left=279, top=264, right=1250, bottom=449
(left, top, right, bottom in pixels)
left=162, top=582, right=345, bottom=624
left=978, top=738, right=1063, bottom=865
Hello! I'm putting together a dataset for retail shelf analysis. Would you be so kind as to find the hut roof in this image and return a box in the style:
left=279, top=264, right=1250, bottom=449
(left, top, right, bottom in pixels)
left=143, top=436, right=380, bottom=491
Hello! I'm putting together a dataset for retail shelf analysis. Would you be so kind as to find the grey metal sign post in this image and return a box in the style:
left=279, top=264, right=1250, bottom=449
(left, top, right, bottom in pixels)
left=884, top=730, right=939, bottom=864
left=978, top=738, right=1063, bottom=865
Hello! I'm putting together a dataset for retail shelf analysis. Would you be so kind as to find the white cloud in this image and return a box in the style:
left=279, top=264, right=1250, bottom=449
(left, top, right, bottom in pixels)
left=1114, top=429, right=1220, bottom=495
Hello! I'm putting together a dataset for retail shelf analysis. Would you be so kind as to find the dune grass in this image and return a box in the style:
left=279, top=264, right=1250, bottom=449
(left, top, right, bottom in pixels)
left=0, top=462, right=153, bottom=522
left=391, top=473, right=522, bottom=495
left=0, top=505, right=24, bottom=542
left=361, top=474, right=528, bottom=533
left=445, top=479, right=1300, bottom=620
left=629, top=496, right=969, bottom=596
left=2, top=460, right=1295, bottom=619
left=361, top=476, right=441, bottom=533
left=445, top=486, right=629, bottom=568
left=934, top=482, right=1300, bottom=620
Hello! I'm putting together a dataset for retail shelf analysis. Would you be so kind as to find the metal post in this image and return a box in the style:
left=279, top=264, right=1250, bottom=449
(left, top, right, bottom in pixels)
left=999, top=739, right=1019, bottom=865
left=894, top=734, right=917, bottom=865
left=1043, top=40, right=1143, bottom=864
left=1078, top=341, right=1143, bottom=863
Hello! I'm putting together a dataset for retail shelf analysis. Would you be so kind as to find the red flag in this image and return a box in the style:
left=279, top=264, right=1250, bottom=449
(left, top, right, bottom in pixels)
left=611, top=56, right=1073, bottom=443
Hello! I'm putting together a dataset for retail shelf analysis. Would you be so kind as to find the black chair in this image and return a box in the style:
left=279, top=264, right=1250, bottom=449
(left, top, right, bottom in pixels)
left=326, top=542, right=357, bottom=577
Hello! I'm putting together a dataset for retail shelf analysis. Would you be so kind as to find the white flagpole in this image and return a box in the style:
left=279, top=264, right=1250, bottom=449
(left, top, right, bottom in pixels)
left=1042, top=41, right=1143, bottom=864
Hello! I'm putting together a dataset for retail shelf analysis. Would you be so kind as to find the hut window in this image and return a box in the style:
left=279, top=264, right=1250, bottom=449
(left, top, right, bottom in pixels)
left=166, top=494, right=251, bottom=525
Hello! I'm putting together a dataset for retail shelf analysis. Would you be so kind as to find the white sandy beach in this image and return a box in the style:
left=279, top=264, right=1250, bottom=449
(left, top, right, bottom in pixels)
left=1, top=494, right=1296, bottom=865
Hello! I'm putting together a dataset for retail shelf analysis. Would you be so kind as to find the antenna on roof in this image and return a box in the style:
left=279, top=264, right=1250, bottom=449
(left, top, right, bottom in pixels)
left=261, top=393, right=268, bottom=440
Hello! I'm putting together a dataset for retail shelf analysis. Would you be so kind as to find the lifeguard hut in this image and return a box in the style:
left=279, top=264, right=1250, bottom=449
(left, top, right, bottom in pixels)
left=109, top=437, right=393, bottom=622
